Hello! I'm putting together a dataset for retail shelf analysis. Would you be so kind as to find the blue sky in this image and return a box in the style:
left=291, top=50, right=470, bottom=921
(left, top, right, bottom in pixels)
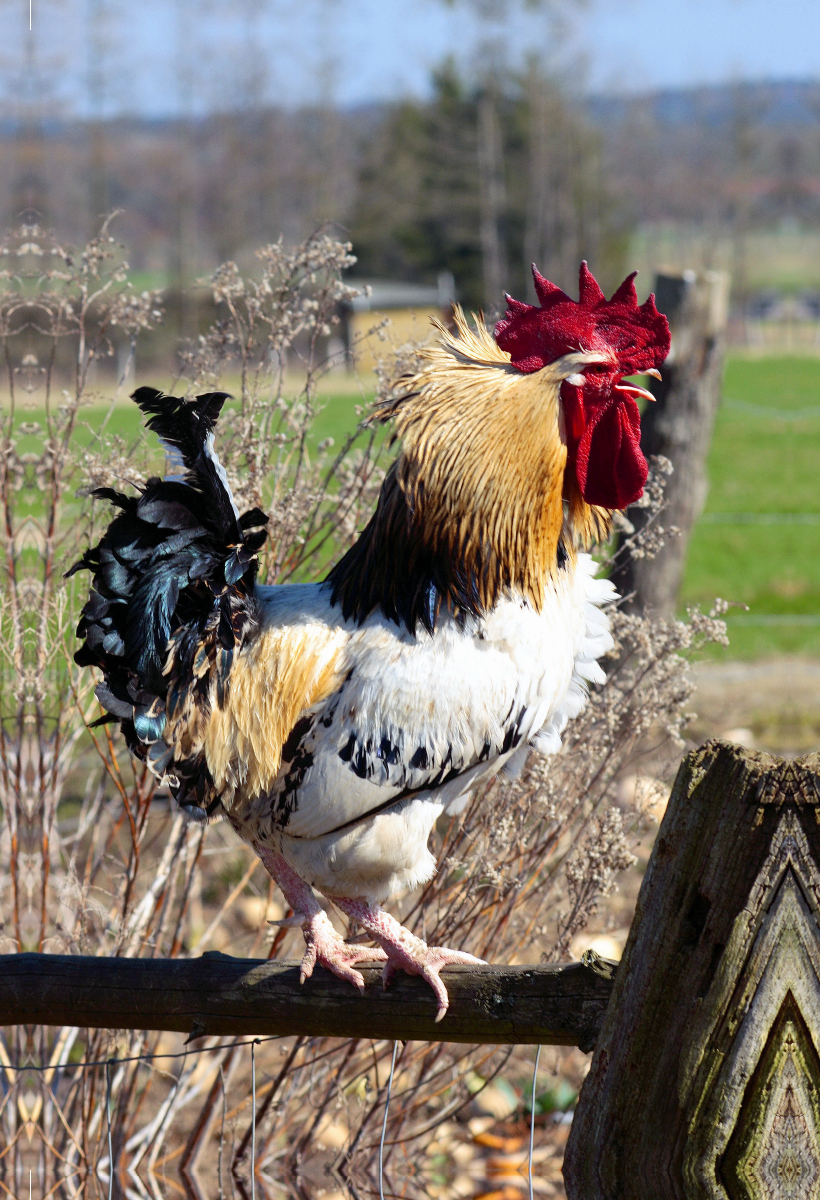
left=10, top=0, right=820, bottom=117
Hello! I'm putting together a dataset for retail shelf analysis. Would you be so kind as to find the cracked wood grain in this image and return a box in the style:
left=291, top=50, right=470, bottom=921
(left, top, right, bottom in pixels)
left=564, top=739, right=820, bottom=1200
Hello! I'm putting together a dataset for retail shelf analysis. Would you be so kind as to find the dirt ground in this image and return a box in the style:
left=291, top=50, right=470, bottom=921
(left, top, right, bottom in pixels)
left=577, top=654, right=820, bottom=948
left=687, top=656, right=820, bottom=757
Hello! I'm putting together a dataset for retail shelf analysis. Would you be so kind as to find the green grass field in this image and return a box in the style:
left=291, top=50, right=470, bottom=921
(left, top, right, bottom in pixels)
left=680, top=356, right=820, bottom=658
left=23, top=354, right=820, bottom=660
left=38, top=371, right=378, bottom=452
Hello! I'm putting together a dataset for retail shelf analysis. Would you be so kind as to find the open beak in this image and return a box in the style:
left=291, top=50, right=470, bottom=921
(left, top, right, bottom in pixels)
left=615, top=381, right=656, bottom=403
left=645, top=368, right=662, bottom=380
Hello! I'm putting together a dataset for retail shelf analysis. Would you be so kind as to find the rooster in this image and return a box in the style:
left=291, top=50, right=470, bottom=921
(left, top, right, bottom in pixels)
left=72, top=262, right=669, bottom=1019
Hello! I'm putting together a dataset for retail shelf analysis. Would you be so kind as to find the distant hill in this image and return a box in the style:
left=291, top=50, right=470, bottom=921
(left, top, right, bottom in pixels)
left=588, top=78, right=820, bottom=130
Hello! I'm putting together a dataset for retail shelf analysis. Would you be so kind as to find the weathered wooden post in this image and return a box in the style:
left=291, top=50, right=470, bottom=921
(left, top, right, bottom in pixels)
left=564, top=740, right=820, bottom=1198
left=612, top=269, right=731, bottom=617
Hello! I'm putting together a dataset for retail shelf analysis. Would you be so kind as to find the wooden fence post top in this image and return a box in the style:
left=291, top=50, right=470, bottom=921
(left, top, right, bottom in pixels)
left=564, top=739, right=820, bottom=1199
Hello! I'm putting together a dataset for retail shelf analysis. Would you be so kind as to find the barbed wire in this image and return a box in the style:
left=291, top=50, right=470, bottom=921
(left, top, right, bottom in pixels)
left=0, top=1033, right=282, bottom=1074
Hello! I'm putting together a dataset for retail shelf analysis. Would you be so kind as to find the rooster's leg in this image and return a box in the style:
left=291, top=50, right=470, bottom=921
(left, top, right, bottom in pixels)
left=254, top=848, right=387, bottom=992
left=328, top=897, right=484, bottom=1021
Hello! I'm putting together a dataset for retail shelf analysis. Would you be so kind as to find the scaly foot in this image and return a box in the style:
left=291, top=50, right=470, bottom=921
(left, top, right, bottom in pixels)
left=271, top=908, right=387, bottom=990
left=330, top=898, right=484, bottom=1021
left=254, top=845, right=387, bottom=991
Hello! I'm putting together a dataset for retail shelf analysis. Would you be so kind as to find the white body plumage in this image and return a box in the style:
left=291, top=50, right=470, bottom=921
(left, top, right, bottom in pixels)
left=229, top=553, right=615, bottom=904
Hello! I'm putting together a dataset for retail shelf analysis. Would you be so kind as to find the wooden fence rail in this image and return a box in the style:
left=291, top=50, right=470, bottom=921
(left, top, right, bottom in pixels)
left=0, top=952, right=615, bottom=1048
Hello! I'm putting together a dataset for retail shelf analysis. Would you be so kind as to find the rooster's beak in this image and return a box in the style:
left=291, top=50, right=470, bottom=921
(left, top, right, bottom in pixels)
left=615, top=381, right=656, bottom=403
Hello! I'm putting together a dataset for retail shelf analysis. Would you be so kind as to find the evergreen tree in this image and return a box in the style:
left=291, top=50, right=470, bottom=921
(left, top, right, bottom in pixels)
left=349, top=61, right=631, bottom=312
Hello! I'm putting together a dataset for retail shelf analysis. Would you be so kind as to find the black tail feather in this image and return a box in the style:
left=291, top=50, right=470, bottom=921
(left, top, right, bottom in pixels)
left=72, top=388, right=268, bottom=820
left=132, top=386, right=240, bottom=543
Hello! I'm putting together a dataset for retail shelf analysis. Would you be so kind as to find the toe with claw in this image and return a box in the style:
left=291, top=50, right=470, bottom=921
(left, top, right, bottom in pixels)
left=296, top=909, right=387, bottom=991
left=383, top=943, right=485, bottom=1021
left=330, top=896, right=486, bottom=1021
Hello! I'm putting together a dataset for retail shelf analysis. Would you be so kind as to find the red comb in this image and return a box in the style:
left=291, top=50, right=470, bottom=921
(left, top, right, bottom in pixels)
left=494, top=262, right=670, bottom=375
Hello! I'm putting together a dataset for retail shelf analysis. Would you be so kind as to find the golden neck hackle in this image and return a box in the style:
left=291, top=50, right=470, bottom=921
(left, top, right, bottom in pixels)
left=385, top=311, right=612, bottom=603
left=328, top=310, right=612, bottom=630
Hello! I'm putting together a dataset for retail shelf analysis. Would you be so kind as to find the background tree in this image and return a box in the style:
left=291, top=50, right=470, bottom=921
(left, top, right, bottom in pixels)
left=348, top=60, right=629, bottom=310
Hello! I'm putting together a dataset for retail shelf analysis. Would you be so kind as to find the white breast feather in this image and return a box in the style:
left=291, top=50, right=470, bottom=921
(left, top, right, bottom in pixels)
left=247, top=554, right=616, bottom=901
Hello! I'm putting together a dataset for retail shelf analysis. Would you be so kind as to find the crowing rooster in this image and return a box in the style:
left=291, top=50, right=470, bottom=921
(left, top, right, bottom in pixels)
left=72, top=263, right=669, bottom=1019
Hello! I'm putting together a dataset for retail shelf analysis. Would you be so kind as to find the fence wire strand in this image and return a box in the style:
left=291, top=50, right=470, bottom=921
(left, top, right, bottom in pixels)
left=379, top=1040, right=399, bottom=1200
left=0, top=1030, right=562, bottom=1198
left=529, top=1044, right=541, bottom=1200
left=251, top=1038, right=260, bottom=1200
left=105, top=1058, right=114, bottom=1200
left=3, top=1034, right=281, bottom=1074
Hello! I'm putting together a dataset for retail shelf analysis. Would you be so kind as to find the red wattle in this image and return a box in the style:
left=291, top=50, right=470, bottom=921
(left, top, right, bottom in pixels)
left=574, top=395, right=647, bottom=510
